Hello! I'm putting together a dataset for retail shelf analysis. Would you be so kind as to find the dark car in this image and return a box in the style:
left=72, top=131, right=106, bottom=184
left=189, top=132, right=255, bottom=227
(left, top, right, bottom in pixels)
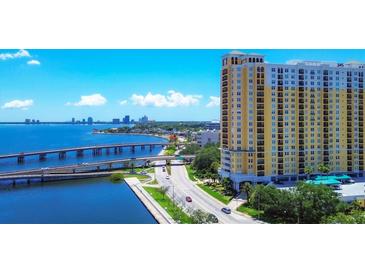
left=330, top=184, right=341, bottom=190
left=185, top=196, right=192, bottom=203
left=221, top=207, right=231, bottom=214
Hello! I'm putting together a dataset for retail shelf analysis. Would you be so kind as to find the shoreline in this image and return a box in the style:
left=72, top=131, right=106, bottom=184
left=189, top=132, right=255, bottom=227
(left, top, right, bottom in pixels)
left=125, top=177, right=174, bottom=224
left=93, top=131, right=170, bottom=141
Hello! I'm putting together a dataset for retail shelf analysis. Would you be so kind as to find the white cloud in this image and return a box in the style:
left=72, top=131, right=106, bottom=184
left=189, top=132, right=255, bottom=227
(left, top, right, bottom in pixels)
left=131, top=90, right=202, bottom=107
left=27, top=59, right=41, bottom=65
left=0, top=49, right=31, bottom=61
left=67, top=93, right=107, bottom=106
left=206, top=96, right=220, bottom=107
left=1, top=99, right=34, bottom=110
left=119, top=100, right=128, bottom=105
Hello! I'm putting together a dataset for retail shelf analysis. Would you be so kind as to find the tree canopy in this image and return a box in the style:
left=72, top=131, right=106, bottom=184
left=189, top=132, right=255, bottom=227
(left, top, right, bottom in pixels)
left=248, top=182, right=346, bottom=224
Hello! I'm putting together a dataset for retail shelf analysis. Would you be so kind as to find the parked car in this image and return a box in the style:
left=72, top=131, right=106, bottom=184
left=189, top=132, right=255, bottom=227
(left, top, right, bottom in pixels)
left=185, top=196, right=192, bottom=203
left=165, top=175, right=170, bottom=180
left=330, top=184, right=341, bottom=190
left=140, top=171, right=147, bottom=175
left=221, top=207, right=231, bottom=214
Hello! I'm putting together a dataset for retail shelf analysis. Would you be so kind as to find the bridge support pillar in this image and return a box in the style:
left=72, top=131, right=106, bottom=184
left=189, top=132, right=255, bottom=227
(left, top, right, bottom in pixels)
left=149, top=145, right=153, bottom=152
left=119, top=147, right=123, bottom=153
left=131, top=146, right=135, bottom=153
left=17, top=156, right=24, bottom=164
left=97, top=166, right=100, bottom=171
left=98, top=148, right=102, bottom=156
left=106, top=148, right=110, bottom=155
left=109, top=163, right=112, bottom=170
left=141, top=145, right=145, bottom=150
left=76, top=150, right=84, bottom=157
left=39, top=153, right=47, bottom=161
left=59, top=152, right=66, bottom=160
left=114, top=147, right=118, bottom=154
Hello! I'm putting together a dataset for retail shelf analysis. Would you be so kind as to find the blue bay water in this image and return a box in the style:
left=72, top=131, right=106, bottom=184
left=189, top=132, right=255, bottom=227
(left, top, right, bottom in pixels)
left=0, top=124, right=166, bottom=172
left=0, top=124, right=166, bottom=224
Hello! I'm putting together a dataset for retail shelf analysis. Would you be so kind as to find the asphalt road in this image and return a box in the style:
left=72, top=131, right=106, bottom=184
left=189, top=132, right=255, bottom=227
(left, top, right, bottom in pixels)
left=154, top=164, right=256, bottom=224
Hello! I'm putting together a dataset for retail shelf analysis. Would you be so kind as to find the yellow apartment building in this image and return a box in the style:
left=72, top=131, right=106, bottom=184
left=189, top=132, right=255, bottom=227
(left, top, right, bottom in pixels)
left=220, top=51, right=364, bottom=190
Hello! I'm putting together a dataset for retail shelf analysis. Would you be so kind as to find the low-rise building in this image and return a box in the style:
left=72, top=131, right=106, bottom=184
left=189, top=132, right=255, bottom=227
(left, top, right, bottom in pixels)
left=197, top=130, right=220, bottom=147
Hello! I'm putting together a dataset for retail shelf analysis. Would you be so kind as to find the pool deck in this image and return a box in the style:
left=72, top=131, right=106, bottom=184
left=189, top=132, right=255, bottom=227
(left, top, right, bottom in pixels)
left=125, top=177, right=175, bottom=224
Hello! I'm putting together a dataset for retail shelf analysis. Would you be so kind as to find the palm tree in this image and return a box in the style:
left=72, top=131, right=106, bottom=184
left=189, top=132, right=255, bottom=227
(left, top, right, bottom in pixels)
left=304, top=166, right=313, bottom=180
left=241, top=182, right=253, bottom=201
left=318, top=163, right=330, bottom=180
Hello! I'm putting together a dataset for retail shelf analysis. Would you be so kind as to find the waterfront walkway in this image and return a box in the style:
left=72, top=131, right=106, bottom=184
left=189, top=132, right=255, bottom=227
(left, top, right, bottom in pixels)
left=125, top=178, right=174, bottom=224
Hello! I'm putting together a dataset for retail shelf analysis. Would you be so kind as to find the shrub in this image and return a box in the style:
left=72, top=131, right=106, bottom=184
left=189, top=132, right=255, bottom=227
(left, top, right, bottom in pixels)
left=110, top=173, right=124, bottom=183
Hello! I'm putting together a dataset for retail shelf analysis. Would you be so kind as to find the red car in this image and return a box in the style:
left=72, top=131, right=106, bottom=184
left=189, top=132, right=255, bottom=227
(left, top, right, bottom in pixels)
left=185, top=196, right=192, bottom=203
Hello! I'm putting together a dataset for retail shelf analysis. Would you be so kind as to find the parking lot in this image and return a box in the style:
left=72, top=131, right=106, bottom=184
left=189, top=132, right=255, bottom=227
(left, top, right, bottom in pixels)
left=335, top=181, right=365, bottom=202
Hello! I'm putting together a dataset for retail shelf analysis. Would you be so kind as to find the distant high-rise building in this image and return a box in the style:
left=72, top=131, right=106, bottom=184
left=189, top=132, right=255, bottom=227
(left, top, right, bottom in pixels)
left=87, top=117, right=93, bottom=125
left=112, top=118, right=120, bottom=124
left=139, top=115, right=149, bottom=124
left=122, top=115, right=130, bottom=124
left=71, top=117, right=75, bottom=124
left=25, top=119, right=31, bottom=124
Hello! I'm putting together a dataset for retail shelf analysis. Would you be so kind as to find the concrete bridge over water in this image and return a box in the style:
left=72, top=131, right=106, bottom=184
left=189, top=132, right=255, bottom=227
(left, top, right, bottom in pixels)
left=0, top=155, right=195, bottom=185
left=0, top=142, right=183, bottom=164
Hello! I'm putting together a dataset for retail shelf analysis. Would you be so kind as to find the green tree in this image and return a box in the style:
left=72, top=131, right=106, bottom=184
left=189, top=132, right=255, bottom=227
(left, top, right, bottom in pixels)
left=130, top=161, right=135, bottom=173
left=157, top=186, right=169, bottom=200
left=304, top=166, right=313, bottom=180
left=180, top=143, right=201, bottom=155
left=294, top=181, right=342, bottom=223
left=241, top=182, right=253, bottom=200
left=190, top=209, right=219, bottom=224
left=210, top=161, right=220, bottom=175
left=324, top=211, right=365, bottom=224
left=318, top=163, right=330, bottom=178
left=192, top=144, right=220, bottom=173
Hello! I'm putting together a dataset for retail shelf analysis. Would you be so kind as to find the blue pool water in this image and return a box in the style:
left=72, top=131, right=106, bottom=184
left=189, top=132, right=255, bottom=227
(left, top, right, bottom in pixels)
left=0, top=124, right=165, bottom=223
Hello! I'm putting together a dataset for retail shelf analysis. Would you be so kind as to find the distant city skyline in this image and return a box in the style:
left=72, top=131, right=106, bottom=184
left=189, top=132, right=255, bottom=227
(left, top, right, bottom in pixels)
left=1, top=49, right=365, bottom=121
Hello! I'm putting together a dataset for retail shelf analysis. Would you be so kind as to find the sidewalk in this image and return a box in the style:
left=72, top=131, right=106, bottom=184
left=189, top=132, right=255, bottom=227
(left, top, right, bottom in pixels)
left=125, top=177, right=175, bottom=224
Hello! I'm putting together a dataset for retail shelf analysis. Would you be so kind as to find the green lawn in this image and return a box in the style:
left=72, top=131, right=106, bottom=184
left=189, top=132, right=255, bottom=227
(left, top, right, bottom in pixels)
left=147, top=179, right=158, bottom=185
left=197, top=184, right=233, bottom=205
left=185, top=165, right=197, bottom=182
left=143, top=186, right=193, bottom=224
left=164, top=145, right=177, bottom=156
left=123, top=167, right=154, bottom=173
left=236, top=204, right=263, bottom=218
left=123, top=174, right=150, bottom=180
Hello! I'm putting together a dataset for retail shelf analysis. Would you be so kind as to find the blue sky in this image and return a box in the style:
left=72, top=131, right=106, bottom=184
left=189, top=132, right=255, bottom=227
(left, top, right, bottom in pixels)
left=1, top=49, right=365, bottom=122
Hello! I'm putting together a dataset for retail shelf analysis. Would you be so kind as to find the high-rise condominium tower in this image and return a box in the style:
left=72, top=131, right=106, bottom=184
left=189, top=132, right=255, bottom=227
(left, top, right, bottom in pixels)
left=220, top=51, right=365, bottom=190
